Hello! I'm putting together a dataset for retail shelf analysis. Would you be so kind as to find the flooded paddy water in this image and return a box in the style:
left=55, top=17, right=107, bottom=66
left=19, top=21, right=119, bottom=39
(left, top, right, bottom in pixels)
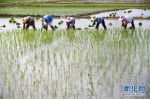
left=0, top=18, right=150, bottom=31
left=0, top=9, right=150, bottom=31
left=0, top=9, right=150, bottom=99
left=96, top=9, right=150, bottom=18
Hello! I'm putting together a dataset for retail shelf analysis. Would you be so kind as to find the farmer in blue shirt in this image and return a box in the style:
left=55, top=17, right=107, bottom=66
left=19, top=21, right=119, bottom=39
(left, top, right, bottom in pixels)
left=91, top=15, right=107, bottom=30
left=40, top=15, right=55, bottom=30
left=66, top=16, right=75, bottom=30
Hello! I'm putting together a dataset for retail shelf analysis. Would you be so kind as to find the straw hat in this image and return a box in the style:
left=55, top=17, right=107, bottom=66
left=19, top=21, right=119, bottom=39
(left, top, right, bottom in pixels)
left=40, top=18, right=45, bottom=23
left=119, top=15, right=125, bottom=21
left=22, top=17, right=28, bottom=24
left=66, top=17, right=72, bottom=22
left=91, top=15, right=97, bottom=21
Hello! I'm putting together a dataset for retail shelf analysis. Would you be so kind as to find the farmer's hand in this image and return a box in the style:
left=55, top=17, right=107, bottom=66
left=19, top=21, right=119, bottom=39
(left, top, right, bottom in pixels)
left=44, top=25, right=48, bottom=30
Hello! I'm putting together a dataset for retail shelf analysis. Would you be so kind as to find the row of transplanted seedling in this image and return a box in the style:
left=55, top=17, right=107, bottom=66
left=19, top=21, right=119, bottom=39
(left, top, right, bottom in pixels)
left=110, top=9, right=146, bottom=17
left=124, top=9, right=145, bottom=16
left=109, top=10, right=132, bottom=17
left=9, top=18, right=21, bottom=28
left=1, top=17, right=143, bottom=30
left=0, top=28, right=150, bottom=99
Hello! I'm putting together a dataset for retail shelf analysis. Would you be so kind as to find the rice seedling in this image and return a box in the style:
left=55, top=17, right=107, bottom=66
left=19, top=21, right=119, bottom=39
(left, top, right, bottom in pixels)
left=88, top=25, right=92, bottom=27
left=58, top=20, right=64, bottom=25
left=58, top=22, right=61, bottom=25
left=0, top=28, right=149, bottom=99
left=129, top=26, right=133, bottom=29
left=109, top=12, right=116, bottom=17
left=9, top=20, right=12, bottom=23
left=60, top=20, right=64, bottom=23
left=109, top=23, right=112, bottom=26
left=16, top=22, right=20, bottom=25
left=128, top=10, right=132, bottom=13
left=2, top=25, right=6, bottom=28
left=76, top=28, right=81, bottom=30
left=13, top=20, right=16, bottom=24
left=10, top=18, right=14, bottom=20
left=138, top=64, right=143, bottom=75
left=84, top=27, right=88, bottom=30
left=139, top=22, right=142, bottom=26
left=54, top=25, right=58, bottom=29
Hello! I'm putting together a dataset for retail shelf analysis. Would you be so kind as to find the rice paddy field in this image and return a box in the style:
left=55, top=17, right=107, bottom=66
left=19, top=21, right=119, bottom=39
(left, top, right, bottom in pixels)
left=0, top=28, right=150, bottom=99
left=0, top=2, right=150, bottom=16
left=0, top=1, right=150, bottom=99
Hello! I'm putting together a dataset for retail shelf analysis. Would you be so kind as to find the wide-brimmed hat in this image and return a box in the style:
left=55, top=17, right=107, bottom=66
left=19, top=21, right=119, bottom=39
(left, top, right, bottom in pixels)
left=91, top=15, right=97, bottom=21
left=40, top=18, right=45, bottom=23
left=22, top=17, right=28, bottom=24
left=66, top=17, right=72, bottom=22
left=119, top=15, right=125, bottom=20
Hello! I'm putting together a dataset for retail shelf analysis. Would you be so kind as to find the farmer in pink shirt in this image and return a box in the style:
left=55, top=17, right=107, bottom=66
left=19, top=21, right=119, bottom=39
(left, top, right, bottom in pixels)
left=119, top=15, right=135, bottom=29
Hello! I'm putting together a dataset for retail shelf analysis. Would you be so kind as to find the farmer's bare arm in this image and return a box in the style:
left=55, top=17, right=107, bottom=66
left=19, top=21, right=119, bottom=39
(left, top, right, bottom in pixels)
left=92, top=21, right=96, bottom=27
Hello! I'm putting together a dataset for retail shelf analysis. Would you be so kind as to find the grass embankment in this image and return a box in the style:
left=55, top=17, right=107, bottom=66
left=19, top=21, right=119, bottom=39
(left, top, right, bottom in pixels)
left=0, top=0, right=30, bottom=2
left=0, top=2, right=150, bottom=17
left=0, top=29, right=150, bottom=99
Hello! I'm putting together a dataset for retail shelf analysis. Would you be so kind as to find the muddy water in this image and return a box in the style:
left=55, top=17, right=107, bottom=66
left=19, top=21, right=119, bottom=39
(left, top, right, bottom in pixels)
left=96, top=9, right=150, bottom=18
left=0, top=18, right=150, bottom=32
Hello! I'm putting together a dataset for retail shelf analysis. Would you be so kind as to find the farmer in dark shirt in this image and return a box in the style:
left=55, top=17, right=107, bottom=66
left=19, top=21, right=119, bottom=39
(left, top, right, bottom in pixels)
left=22, top=16, right=36, bottom=30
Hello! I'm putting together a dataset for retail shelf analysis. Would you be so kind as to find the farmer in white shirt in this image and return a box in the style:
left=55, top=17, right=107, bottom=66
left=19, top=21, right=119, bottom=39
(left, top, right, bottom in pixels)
left=119, top=15, right=135, bottom=29
left=66, top=16, right=75, bottom=30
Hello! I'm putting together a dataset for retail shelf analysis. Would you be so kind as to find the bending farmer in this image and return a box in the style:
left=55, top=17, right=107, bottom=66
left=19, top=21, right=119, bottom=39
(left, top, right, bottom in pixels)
left=66, top=16, right=75, bottom=30
left=40, top=15, right=55, bottom=30
left=119, top=15, right=135, bottom=29
left=91, top=15, right=107, bottom=30
left=22, top=16, right=36, bottom=30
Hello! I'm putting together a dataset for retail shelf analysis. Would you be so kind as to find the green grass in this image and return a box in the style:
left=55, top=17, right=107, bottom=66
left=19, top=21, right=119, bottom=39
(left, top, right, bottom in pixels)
left=0, top=28, right=150, bottom=99
left=0, top=6, right=109, bottom=16
left=0, top=0, right=29, bottom=2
